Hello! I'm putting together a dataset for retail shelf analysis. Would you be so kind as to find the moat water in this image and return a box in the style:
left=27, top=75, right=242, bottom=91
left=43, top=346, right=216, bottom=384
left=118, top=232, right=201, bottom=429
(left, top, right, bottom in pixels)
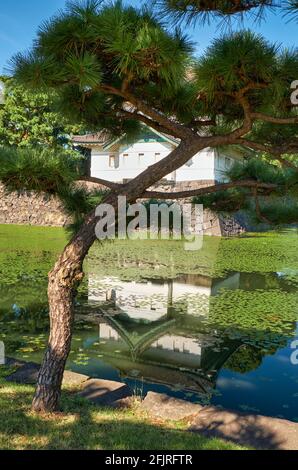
left=0, top=225, right=297, bottom=421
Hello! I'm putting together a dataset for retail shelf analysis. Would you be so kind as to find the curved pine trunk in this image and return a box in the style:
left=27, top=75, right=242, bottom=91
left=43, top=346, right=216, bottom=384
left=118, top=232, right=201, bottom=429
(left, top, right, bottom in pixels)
left=32, top=270, right=82, bottom=411
left=32, top=283, right=74, bottom=411
left=31, top=208, right=103, bottom=412
left=31, top=212, right=102, bottom=412
left=31, top=141, right=199, bottom=412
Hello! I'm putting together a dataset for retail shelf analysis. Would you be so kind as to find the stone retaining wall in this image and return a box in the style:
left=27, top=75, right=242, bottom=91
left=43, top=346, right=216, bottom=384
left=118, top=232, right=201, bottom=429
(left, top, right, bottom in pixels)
left=0, top=183, right=71, bottom=227
left=147, top=179, right=246, bottom=236
left=0, top=181, right=246, bottom=236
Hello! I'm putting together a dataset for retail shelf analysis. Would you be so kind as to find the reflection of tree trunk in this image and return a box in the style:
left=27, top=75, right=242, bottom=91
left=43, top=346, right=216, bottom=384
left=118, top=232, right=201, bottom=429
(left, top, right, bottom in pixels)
left=32, top=142, right=201, bottom=412
left=167, top=280, right=174, bottom=318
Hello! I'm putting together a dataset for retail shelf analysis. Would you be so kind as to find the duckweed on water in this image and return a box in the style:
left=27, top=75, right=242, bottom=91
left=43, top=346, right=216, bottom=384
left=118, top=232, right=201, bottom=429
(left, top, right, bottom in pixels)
left=0, top=225, right=298, bottom=421
left=86, top=230, right=298, bottom=279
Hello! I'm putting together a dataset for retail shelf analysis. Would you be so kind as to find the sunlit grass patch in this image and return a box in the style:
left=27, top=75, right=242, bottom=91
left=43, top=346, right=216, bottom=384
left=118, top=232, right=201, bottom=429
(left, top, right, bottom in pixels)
left=0, top=367, right=247, bottom=450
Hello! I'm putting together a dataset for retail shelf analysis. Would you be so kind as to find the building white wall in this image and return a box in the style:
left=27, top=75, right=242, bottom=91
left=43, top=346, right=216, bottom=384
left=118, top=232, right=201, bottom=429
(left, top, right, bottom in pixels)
left=214, top=149, right=244, bottom=182
left=91, top=141, right=174, bottom=182
left=175, top=147, right=215, bottom=182
left=90, top=140, right=243, bottom=183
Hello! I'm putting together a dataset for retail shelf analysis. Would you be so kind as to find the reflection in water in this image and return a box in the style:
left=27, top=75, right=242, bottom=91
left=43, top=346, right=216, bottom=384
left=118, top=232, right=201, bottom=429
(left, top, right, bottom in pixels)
left=1, top=228, right=298, bottom=420
left=82, top=271, right=280, bottom=398
left=97, top=318, right=240, bottom=396
left=88, top=273, right=241, bottom=319
left=72, top=266, right=297, bottom=415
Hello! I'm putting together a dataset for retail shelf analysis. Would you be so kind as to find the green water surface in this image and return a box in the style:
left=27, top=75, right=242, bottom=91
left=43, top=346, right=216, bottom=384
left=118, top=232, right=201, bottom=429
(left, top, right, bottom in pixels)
left=0, top=225, right=297, bottom=421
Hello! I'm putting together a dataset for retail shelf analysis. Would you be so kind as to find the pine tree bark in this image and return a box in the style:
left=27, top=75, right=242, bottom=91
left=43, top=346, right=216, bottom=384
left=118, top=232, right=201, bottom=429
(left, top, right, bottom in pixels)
left=32, top=273, right=78, bottom=412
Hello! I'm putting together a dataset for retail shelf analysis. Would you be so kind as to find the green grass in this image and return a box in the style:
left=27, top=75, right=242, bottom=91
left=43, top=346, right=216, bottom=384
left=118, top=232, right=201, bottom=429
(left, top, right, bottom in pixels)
left=0, top=367, right=246, bottom=450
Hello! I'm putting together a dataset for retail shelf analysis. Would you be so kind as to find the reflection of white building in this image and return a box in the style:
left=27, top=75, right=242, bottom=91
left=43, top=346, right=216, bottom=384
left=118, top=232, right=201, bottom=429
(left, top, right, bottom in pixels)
left=85, top=270, right=243, bottom=395
left=95, top=317, right=240, bottom=395
left=100, top=323, right=120, bottom=341
left=100, top=323, right=202, bottom=355
left=88, top=273, right=240, bottom=320
left=99, top=323, right=205, bottom=367
left=151, top=335, right=202, bottom=356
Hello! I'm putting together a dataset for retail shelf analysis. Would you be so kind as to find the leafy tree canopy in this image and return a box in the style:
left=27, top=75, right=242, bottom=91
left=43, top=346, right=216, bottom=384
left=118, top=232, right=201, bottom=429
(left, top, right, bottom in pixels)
left=0, top=76, right=82, bottom=148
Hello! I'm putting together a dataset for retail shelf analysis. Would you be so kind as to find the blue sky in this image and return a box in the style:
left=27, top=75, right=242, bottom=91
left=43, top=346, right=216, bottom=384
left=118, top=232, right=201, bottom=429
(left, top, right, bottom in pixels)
left=0, top=0, right=297, bottom=74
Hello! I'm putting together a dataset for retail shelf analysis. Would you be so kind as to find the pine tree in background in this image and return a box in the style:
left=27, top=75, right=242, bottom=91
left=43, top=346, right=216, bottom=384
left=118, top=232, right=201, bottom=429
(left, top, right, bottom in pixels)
left=0, top=0, right=296, bottom=412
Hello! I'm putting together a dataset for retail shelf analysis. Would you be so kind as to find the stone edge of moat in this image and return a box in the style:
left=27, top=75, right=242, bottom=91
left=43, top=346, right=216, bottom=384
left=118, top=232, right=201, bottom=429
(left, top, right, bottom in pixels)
left=4, top=357, right=298, bottom=450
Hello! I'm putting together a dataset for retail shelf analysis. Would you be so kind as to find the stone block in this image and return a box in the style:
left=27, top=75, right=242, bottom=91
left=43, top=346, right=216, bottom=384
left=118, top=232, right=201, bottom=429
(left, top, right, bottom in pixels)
left=141, top=392, right=203, bottom=421
left=6, top=362, right=40, bottom=384
left=78, top=378, right=132, bottom=406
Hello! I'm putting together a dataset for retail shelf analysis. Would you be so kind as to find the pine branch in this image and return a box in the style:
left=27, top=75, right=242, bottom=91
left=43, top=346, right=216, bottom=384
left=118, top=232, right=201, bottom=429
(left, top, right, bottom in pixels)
left=251, top=113, right=298, bottom=124
left=141, top=179, right=277, bottom=200
left=79, top=176, right=123, bottom=190
left=101, top=85, right=194, bottom=141
left=236, top=139, right=298, bottom=169
left=119, top=110, right=173, bottom=137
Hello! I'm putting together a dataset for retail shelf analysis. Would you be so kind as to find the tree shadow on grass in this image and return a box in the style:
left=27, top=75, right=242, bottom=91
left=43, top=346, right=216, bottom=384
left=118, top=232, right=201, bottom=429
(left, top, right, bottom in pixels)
left=0, top=385, right=244, bottom=450
left=1, top=383, right=294, bottom=450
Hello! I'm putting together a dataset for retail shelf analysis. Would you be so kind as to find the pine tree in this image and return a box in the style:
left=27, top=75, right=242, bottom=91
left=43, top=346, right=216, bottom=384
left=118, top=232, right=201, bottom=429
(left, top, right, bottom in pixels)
left=2, top=0, right=297, bottom=412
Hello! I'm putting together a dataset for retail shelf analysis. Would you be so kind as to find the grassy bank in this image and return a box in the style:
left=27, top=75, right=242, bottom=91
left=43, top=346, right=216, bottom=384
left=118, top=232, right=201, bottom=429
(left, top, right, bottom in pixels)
left=0, top=367, right=246, bottom=450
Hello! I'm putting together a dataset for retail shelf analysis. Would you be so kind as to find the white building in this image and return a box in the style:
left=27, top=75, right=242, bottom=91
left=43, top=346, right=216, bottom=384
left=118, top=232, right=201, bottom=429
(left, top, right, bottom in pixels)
left=73, top=126, right=245, bottom=184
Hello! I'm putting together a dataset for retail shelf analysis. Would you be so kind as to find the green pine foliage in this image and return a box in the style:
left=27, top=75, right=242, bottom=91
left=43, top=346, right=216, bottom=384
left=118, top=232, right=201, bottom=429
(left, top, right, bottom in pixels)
left=227, top=158, right=294, bottom=186
left=9, top=1, right=195, bottom=129
left=193, top=188, right=250, bottom=213
left=194, top=31, right=298, bottom=122
left=194, top=159, right=298, bottom=223
left=155, top=0, right=297, bottom=25
left=196, top=31, right=277, bottom=98
left=284, top=0, right=298, bottom=22
left=9, top=2, right=298, bottom=139
left=0, top=145, right=107, bottom=232
left=0, top=146, right=80, bottom=194
left=256, top=198, right=298, bottom=224
left=60, top=185, right=107, bottom=234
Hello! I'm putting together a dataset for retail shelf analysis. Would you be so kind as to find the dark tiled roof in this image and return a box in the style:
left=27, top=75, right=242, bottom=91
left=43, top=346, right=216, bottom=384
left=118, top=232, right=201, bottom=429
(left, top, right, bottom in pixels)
left=72, top=131, right=111, bottom=145
left=72, top=126, right=180, bottom=148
